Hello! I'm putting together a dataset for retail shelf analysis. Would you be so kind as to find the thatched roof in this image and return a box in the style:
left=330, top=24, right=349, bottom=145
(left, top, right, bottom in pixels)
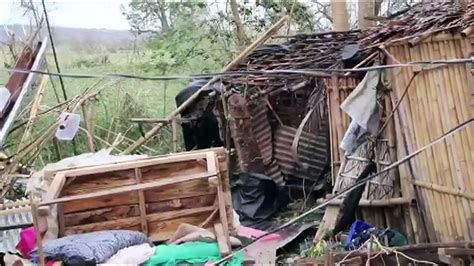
left=360, top=0, right=474, bottom=47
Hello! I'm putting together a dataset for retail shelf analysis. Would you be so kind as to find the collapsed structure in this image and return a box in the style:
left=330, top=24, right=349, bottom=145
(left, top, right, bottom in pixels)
left=0, top=0, right=473, bottom=264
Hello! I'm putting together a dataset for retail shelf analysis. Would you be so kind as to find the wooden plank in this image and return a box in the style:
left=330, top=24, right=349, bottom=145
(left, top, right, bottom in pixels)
left=140, top=161, right=207, bottom=182
left=58, top=151, right=214, bottom=178
left=64, top=195, right=217, bottom=225
left=62, top=170, right=136, bottom=196
left=44, top=173, right=66, bottom=201
left=63, top=182, right=216, bottom=214
left=214, top=223, right=231, bottom=256
left=208, top=153, right=231, bottom=248
left=41, top=171, right=217, bottom=206
left=64, top=206, right=214, bottom=240
left=42, top=147, right=225, bottom=180
left=135, top=168, right=148, bottom=235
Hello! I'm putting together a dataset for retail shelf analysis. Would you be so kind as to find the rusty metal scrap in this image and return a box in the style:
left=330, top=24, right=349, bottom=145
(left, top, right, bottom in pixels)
left=248, top=101, right=284, bottom=185
left=274, top=126, right=328, bottom=182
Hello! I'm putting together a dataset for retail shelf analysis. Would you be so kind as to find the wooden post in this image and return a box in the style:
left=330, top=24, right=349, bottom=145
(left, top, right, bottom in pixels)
left=30, top=196, right=45, bottom=266
left=172, top=118, right=178, bottom=153
left=122, top=16, right=287, bottom=154
left=52, top=138, right=63, bottom=161
left=81, top=103, right=95, bottom=152
left=134, top=168, right=148, bottom=235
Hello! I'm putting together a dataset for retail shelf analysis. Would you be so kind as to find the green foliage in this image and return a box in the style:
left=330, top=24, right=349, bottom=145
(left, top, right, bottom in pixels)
left=250, top=0, right=318, bottom=32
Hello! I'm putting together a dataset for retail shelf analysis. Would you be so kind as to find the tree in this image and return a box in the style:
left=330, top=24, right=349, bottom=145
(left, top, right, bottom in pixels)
left=230, top=0, right=246, bottom=50
left=330, top=0, right=350, bottom=31
left=358, top=0, right=383, bottom=29
left=122, top=0, right=206, bottom=34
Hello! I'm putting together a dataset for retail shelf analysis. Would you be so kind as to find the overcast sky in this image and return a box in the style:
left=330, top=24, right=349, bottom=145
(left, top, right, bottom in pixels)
left=0, top=0, right=131, bottom=30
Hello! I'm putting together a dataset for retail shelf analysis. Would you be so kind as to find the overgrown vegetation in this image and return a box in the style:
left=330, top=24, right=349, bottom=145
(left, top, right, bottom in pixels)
left=0, top=0, right=417, bottom=169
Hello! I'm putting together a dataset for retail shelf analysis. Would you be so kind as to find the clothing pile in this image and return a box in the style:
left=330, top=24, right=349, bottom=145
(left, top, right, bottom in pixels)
left=3, top=224, right=244, bottom=266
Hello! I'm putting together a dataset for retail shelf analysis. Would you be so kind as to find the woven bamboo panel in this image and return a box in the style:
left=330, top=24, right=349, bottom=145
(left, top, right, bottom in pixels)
left=387, top=34, right=474, bottom=242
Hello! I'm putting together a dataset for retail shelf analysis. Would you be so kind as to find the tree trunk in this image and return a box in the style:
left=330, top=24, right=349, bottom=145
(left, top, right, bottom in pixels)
left=157, top=0, right=169, bottom=32
left=330, top=0, right=350, bottom=31
left=358, top=0, right=382, bottom=30
left=230, top=0, right=246, bottom=50
left=358, top=0, right=374, bottom=30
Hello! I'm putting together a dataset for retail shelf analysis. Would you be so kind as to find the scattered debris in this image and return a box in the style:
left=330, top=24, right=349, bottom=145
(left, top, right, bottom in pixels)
left=0, top=1, right=473, bottom=265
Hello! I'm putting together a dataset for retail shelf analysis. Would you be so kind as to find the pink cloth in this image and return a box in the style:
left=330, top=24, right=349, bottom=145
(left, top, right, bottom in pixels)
left=16, top=227, right=36, bottom=259
left=15, top=226, right=56, bottom=266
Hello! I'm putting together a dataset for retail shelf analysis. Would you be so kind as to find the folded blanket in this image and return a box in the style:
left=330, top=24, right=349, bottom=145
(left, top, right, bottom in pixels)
left=30, top=230, right=150, bottom=265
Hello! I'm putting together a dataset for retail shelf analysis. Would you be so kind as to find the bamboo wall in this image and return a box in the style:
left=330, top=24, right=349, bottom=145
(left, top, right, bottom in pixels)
left=325, top=76, right=357, bottom=183
left=386, top=34, right=474, bottom=242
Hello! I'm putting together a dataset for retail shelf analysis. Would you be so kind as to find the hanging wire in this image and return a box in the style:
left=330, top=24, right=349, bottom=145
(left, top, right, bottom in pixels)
left=0, top=57, right=472, bottom=82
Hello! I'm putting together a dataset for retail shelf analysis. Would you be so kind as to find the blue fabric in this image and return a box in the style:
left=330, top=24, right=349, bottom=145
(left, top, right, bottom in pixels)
left=30, top=230, right=150, bottom=265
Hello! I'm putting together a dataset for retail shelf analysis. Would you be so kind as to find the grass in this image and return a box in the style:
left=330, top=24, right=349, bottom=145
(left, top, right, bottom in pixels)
left=2, top=48, right=199, bottom=168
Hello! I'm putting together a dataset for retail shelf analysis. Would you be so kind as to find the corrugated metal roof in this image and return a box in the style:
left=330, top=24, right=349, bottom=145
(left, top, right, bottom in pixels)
left=0, top=198, right=33, bottom=253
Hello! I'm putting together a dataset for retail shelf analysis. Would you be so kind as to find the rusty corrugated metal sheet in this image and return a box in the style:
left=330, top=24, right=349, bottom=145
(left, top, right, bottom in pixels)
left=248, top=101, right=273, bottom=164
left=248, top=101, right=285, bottom=186
left=274, top=126, right=328, bottom=181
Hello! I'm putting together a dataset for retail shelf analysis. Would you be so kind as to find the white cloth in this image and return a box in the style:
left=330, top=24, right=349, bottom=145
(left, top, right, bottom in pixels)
left=340, top=70, right=380, bottom=135
left=102, top=243, right=155, bottom=265
left=340, top=70, right=381, bottom=152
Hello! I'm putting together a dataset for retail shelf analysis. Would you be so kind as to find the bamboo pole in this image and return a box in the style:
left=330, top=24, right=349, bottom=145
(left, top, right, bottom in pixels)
left=399, top=43, right=444, bottom=241
left=427, top=40, right=470, bottom=240
left=317, top=197, right=411, bottom=207
left=413, top=180, right=474, bottom=201
left=389, top=45, right=431, bottom=242
left=18, top=75, right=48, bottom=150
left=409, top=43, right=455, bottom=240
left=420, top=41, right=465, bottom=240
left=439, top=40, right=474, bottom=226
left=122, top=16, right=288, bottom=155
left=446, top=39, right=474, bottom=190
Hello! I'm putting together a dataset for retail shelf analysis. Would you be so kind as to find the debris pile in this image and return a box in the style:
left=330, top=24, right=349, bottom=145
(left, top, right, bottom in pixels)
left=0, top=0, right=473, bottom=265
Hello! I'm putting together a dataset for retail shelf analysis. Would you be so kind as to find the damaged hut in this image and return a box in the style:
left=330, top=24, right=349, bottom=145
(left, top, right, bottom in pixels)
left=178, top=0, right=474, bottom=262
left=220, top=32, right=361, bottom=190
left=358, top=0, right=474, bottom=244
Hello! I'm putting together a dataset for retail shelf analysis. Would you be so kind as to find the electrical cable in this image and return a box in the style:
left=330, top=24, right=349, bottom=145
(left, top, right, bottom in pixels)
left=0, top=58, right=472, bottom=82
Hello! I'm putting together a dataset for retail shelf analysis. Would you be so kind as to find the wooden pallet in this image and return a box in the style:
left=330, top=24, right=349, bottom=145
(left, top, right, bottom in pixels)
left=40, top=148, right=233, bottom=252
